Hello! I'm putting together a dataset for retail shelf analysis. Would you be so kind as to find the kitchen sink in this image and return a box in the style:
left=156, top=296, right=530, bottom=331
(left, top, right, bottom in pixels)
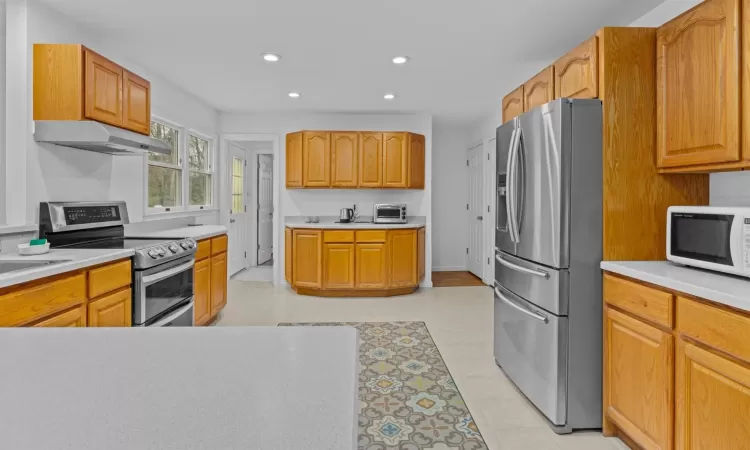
left=0, top=260, right=72, bottom=275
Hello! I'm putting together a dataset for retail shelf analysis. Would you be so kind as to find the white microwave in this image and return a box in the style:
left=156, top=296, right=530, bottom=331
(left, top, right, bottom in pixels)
left=667, top=206, right=750, bottom=278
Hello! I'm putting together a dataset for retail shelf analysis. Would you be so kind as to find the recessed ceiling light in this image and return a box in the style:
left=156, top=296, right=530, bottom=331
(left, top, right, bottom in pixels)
left=392, top=56, right=410, bottom=65
left=262, top=53, right=281, bottom=62
left=288, top=92, right=300, bottom=98
left=384, top=93, right=396, bottom=100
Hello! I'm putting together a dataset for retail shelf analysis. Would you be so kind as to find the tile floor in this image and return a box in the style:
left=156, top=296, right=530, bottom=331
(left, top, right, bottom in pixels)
left=217, top=281, right=628, bottom=450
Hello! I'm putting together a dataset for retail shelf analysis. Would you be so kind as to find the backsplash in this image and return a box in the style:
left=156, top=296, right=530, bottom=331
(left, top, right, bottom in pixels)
left=0, top=232, right=37, bottom=255
left=710, top=172, right=750, bottom=207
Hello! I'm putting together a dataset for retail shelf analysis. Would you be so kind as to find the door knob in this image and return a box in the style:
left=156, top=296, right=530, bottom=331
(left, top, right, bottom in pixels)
left=230, top=218, right=236, bottom=223
left=477, top=216, right=483, bottom=221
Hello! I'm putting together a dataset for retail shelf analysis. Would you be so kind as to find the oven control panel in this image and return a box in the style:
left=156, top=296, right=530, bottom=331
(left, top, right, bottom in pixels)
left=136, top=238, right=198, bottom=270
left=63, top=206, right=121, bottom=225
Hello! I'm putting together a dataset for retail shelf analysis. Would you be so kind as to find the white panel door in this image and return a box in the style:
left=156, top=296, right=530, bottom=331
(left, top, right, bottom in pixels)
left=467, top=145, right=484, bottom=277
left=257, top=154, right=274, bottom=265
left=228, top=145, right=249, bottom=276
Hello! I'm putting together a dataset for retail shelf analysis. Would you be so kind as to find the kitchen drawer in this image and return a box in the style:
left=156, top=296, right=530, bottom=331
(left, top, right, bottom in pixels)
left=0, top=273, right=87, bottom=327
left=604, top=274, right=674, bottom=329
left=211, top=235, right=228, bottom=255
left=32, top=304, right=87, bottom=327
left=324, top=230, right=355, bottom=243
left=195, top=239, right=211, bottom=260
left=88, top=259, right=131, bottom=299
left=677, top=296, right=750, bottom=364
left=356, top=230, right=386, bottom=243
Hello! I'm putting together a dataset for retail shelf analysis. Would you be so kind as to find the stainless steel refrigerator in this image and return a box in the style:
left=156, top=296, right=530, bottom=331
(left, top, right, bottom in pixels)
left=494, top=98, right=602, bottom=433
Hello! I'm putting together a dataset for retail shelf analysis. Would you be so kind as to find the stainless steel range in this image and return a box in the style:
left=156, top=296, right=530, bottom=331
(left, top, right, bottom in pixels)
left=39, top=201, right=197, bottom=326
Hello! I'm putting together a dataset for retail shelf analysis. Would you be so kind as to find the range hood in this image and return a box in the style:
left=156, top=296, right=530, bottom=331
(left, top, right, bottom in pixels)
left=33, top=121, right=171, bottom=155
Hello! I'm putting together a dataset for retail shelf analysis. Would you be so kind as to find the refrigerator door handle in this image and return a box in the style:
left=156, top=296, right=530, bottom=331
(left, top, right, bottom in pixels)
left=506, top=127, right=519, bottom=242
left=494, top=285, right=548, bottom=324
left=510, top=126, right=523, bottom=243
left=495, top=251, right=550, bottom=279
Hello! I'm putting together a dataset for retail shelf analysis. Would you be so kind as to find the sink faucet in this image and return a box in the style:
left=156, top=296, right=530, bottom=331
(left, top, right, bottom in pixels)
left=353, top=205, right=359, bottom=222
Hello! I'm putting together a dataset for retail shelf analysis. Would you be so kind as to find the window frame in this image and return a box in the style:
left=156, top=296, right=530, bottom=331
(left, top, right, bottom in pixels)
left=145, top=115, right=216, bottom=216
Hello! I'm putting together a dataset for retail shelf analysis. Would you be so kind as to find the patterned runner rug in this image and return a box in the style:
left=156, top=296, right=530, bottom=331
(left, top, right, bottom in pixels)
left=279, top=321, right=489, bottom=450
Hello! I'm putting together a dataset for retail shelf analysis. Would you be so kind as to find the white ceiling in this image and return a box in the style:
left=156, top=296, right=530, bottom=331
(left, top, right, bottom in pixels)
left=39, top=0, right=664, bottom=124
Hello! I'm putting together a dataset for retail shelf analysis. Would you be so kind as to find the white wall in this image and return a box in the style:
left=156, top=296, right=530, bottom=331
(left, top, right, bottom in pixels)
left=629, top=0, right=701, bottom=26
left=220, top=112, right=433, bottom=286
left=4, top=0, right=220, bottom=228
left=431, top=120, right=470, bottom=271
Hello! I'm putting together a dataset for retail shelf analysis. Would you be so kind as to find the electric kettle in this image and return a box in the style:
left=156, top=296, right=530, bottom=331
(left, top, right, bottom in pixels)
left=339, top=208, right=354, bottom=223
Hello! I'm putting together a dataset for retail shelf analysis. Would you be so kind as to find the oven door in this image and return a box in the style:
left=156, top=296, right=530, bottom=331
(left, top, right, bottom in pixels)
left=134, top=256, right=194, bottom=326
left=375, top=206, right=403, bottom=223
left=149, top=300, right=194, bottom=327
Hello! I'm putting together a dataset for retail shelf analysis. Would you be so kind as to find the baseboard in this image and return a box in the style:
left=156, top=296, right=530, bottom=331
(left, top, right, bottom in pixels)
left=432, top=266, right=468, bottom=272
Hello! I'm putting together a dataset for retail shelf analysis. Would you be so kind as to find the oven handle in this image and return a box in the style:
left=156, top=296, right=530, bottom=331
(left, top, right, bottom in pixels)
left=142, top=260, right=195, bottom=286
left=149, top=299, right=194, bottom=327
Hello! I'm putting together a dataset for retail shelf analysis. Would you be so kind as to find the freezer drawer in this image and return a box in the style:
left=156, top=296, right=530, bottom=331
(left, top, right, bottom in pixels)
left=495, top=250, right=569, bottom=315
left=493, top=283, right=568, bottom=426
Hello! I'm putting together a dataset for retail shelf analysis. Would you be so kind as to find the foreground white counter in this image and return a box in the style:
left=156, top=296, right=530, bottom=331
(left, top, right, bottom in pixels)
left=0, top=327, right=359, bottom=450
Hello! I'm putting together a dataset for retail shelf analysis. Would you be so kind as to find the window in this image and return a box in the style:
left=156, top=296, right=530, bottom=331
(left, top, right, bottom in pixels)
left=231, top=157, right=244, bottom=213
left=147, top=118, right=214, bottom=213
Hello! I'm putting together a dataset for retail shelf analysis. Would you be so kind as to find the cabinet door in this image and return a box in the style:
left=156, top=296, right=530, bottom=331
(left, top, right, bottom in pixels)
left=418, top=227, right=425, bottom=282
left=604, top=307, right=673, bottom=450
left=210, top=252, right=228, bottom=316
left=88, top=288, right=132, bottom=327
left=302, top=131, right=331, bottom=187
left=676, top=339, right=750, bottom=449
left=554, top=36, right=598, bottom=99
left=331, top=132, right=358, bottom=187
left=355, top=243, right=387, bottom=289
left=523, top=66, right=555, bottom=112
left=286, top=132, right=303, bottom=187
left=389, top=230, right=417, bottom=287
left=293, top=230, right=323, bottom=288
left=84, top=48, right=123, bottom=127
left=285, top=227, right=293, bottom=283
left=383, top=132, right=408, bottom=188
left=407, top=133, right=425, bottom=189
left=359, top=132, right=383, bottom=187
left=32, top=305, right=87, bottom=327
left=502, top=85, right=524, bottom=124
left=323, top=243, right=355, bottom=289
left=194, top=258, right=211, bottom=326
left=656, top=0, right=740, bottom=168
left=122, top=70, right=150, bottom=135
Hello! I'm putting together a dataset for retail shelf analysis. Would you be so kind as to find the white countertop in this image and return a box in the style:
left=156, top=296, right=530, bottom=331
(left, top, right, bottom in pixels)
left=286, top=215, right=426, bottom=229
left=126, top=225, right=228, bottom=240
left=0, top=248, right=134, bottom=289
left=601, top=261, right=750, bottom=313
left=0, top=326, right=360, bottom=450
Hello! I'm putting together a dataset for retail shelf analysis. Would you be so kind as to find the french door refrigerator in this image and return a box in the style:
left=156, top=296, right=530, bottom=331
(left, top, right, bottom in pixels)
left=494, top=98, right=603, bottom=433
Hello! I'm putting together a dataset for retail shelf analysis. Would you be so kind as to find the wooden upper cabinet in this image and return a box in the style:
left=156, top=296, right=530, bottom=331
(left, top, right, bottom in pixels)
left=407, top=133, right=425, bottom=189
left=323, top=243, right=356, bottom=289
left=523, top=66, right=555, bottom=112
left=331, top=132, right=358, bottom=187
left=122, top=70, right=151, bottom=134
left=302, top=132, right=331, bottom=187
left=293, top=230, right=323, bottom=288
left=383, top=132, right=408, bottom=188
left=502, top=85, right=524, bottom=124
left=286, top=132, right=303, bottom=187
left=359, top=132, right=383, bottom=187
left=604, top=307, right=674, bottom=450
left=554, top=36, right=599, bottom=99
left=656, top=0, right=741, bottom=169
left=389, top=230, right=417, bottom=287
left=84, top=48, right=123, bottom=127
left=675, top=339, right=750, bottom=450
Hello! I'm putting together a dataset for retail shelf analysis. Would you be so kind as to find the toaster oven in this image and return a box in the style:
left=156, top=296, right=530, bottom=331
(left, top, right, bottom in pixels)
left=373, top=204, right=407, bottom=224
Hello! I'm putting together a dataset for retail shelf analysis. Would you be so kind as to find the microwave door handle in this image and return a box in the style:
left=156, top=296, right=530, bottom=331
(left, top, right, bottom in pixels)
left=142, top=261, right=195, bottom=286
left=506, top=128, right=518, bottom=242
left=494, top=284, right=548, bottom=323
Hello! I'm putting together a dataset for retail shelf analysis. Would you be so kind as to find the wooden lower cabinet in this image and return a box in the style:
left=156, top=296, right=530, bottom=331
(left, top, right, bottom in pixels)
left=32, top=305, right=87, bottom=327
left=285, top=227, right=293, bottom=283
left=88, top=288, right=132, bottom=327
left=389, top=230, right=418, bottom=287
left=293, top=230, right=323, bottom=288
left=604, top=307, right=673, bottom=450
left=323, top=243, right=355, bottom=289
left=210, top=252, right=228, bottom=316
left=355, top=243, right=387, bottom=289
left=676, top=339, right=750, bottom=450
left=604, top=272, right=750, bottom=450
left=193, top=258, right=211, bottom=326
